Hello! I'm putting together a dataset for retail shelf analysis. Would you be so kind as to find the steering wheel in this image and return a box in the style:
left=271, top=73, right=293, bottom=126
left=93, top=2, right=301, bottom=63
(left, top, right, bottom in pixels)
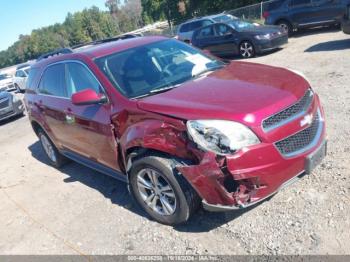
left=163, top=63, right=179, bottom=77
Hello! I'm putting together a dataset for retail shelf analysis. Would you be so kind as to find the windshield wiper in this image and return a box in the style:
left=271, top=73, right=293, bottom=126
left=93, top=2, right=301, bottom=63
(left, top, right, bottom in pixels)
left=150, top=85, right=177, bottom=94
left=192, top=65, right=225, bottom=79
left=130, top=84, right=179, bottom=99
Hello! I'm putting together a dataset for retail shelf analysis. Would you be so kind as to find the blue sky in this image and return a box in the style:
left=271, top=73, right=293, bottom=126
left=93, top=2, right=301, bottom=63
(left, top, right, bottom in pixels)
left=0, top=0, right=108, bottom=51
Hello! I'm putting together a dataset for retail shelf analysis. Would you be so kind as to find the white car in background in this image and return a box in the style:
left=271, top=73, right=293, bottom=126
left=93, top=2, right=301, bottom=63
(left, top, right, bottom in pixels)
left=13, top=65, right=31, bottom=93
left=0, top=73, right=15, bottom=92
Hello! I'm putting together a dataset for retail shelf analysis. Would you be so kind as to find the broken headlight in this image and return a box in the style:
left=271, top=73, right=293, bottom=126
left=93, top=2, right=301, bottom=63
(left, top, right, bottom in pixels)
left=187, top=120, right=260, bottom=155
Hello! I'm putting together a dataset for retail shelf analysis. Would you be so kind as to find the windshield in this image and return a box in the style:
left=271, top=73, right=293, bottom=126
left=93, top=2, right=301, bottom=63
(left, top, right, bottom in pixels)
left=228, top=20, right=255, bottom=32
left=95, top=39, right=225, bottom=99
left=213, top=14, right=235, bottom=23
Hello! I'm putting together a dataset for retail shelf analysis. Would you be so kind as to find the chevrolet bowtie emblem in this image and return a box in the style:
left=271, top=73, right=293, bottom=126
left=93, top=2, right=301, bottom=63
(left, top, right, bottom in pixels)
left=300, top=114, right=313, bottom=127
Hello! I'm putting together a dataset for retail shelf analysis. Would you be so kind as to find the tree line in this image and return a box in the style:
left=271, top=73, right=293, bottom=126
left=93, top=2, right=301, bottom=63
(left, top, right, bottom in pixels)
left=0, top=0, right=262, bottom=68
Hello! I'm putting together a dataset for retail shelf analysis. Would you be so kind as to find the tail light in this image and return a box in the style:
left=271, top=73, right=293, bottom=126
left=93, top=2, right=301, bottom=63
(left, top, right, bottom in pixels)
left=263, top=11, right=270, bottom=19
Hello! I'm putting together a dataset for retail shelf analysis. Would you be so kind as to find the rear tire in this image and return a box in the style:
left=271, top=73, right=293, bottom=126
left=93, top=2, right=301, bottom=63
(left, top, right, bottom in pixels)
left=38, top=129, right=68, bottom=168
left=277, top=20, right=292, bottom=36
left=129, top=155, right=200, bottom=225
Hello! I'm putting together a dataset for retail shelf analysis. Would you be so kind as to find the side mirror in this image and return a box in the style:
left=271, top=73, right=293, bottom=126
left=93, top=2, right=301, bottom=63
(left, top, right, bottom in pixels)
left=71, top=89, right=107, bottom=106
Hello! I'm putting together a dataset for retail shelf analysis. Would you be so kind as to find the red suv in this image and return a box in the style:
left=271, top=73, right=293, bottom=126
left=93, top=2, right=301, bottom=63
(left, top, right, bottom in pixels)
left=25, top=36, right=326, bottom=225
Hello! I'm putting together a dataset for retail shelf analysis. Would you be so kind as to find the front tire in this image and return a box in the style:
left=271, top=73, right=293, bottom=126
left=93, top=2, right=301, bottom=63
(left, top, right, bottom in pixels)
left=38, top=129, right=68, bottom=168
left=239, top=41, right=255, bottom=58
left=129, top=155, right=200, bottom=225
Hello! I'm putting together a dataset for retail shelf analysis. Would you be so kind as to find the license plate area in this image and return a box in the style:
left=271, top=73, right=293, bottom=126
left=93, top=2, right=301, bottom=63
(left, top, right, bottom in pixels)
left=305, top=141, right=327, bottom=174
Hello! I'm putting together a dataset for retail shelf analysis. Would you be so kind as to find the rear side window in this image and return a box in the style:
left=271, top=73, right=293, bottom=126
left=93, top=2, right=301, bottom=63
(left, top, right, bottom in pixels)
left=26, top=68, right=39, bottom=90
left=66, top=62, right=101, bottom=98
left=196, top=26, right=215, bottom=39
left=179, top=23, right=191, bottom=33
left=290, top=0, right=311, bottom=6
left=39, top=64, right=66, bottom=97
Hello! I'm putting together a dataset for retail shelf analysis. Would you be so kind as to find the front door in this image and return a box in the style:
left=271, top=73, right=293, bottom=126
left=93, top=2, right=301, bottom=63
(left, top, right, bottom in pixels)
left=311, top=0, right=345, bottom=23
left=213, top=23, right=239, bottom=55
left=61, top=61, right=119, bottom=170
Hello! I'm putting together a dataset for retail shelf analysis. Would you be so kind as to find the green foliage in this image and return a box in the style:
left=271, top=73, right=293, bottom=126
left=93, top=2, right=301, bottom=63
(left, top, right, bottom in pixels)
left=141, top=0, right=264, bottom=25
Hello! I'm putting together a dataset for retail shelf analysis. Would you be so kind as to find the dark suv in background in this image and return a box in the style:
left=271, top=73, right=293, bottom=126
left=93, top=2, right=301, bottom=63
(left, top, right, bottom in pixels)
left=342, top=4, right=350, bottom=33
left=264, top=0, right=350, bottom=35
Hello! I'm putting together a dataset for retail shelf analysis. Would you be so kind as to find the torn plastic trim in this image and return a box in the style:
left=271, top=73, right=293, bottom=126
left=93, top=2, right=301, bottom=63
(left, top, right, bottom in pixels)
left=176, top=152, right=256, bottom=207
left=202, top=170, right=306, bottom=212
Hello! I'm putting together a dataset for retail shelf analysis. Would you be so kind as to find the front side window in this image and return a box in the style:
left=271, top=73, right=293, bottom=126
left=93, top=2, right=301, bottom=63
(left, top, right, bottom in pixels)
left=39, top=64, right=66, bottom=97
left=65, top=62, right=101, bottom=98
left=215, top=24, right=233, bottom=36
left=95, top=39, right=224, bottom=99
left=18, top=70, right=26, bottom=77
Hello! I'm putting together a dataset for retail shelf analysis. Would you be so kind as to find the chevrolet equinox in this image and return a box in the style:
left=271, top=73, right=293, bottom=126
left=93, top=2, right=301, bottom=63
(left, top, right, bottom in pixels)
left=25, top=36, right=327, bottom=225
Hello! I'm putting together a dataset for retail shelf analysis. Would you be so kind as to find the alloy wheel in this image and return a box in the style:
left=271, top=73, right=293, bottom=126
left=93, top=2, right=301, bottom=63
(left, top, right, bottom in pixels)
left=40, top=134, right=57, bottom=163
left=240, top=42, right=254, bottom=58
left=136, top=168, right=176, bottom=216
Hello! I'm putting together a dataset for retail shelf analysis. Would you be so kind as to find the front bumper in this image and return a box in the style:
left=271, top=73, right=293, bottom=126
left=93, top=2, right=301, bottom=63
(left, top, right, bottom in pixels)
left=177, top=96, right=326, bottom=211
left=255, top=35, right=288, bottom=53
left=0, top=99, right=24, bottom=121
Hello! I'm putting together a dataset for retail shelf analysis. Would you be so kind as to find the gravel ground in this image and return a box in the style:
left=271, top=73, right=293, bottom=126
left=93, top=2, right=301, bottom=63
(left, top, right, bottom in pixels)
left=0, top=28, right=349, bottom=255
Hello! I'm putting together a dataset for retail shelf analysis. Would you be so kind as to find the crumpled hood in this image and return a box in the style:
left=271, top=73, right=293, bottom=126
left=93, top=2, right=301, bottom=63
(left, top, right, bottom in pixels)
left=137, top=62, right=310, bottom=127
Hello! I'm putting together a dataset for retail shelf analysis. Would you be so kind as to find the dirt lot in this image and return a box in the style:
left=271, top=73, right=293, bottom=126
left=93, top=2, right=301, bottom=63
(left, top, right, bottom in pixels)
left=0, top=28, right=349, bottom=255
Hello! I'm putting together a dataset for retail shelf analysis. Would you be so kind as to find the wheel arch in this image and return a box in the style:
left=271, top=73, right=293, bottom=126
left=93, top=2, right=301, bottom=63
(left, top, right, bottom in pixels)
left=275, top=18, right=294, bottom=28
left=121, top=120, right=195, bottom=171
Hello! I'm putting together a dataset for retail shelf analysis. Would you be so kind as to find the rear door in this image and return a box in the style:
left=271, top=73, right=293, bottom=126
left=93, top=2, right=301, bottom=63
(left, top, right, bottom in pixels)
left=289, top=0, right=315, bottom=26
left=61, top=61, right=119, bottom=170
left=192, top=25, right=216, bottom=51
left=36, top=63, right=71, bottom=148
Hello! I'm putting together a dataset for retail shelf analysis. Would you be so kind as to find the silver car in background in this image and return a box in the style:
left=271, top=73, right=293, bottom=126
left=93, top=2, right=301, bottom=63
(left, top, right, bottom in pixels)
left=0, top=91, right=25, bottom=122
left=177, top=13, right=237, bottom=43
left=0, top=73, right=15, bottom=92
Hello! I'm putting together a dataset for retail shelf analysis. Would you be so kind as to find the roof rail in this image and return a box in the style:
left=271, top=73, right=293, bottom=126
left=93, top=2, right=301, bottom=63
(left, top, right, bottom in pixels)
left=37, top=48, right=73, bottom=61
left=72, top=34, right=141, bottom=50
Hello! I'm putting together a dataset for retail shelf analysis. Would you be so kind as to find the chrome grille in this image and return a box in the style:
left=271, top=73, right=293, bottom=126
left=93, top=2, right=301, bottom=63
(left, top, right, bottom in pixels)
left=0, top=98, right=9, bottom=109
left=263, top=89, right=314, bottom=132
left=275, top=111, right=321, bottom=157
